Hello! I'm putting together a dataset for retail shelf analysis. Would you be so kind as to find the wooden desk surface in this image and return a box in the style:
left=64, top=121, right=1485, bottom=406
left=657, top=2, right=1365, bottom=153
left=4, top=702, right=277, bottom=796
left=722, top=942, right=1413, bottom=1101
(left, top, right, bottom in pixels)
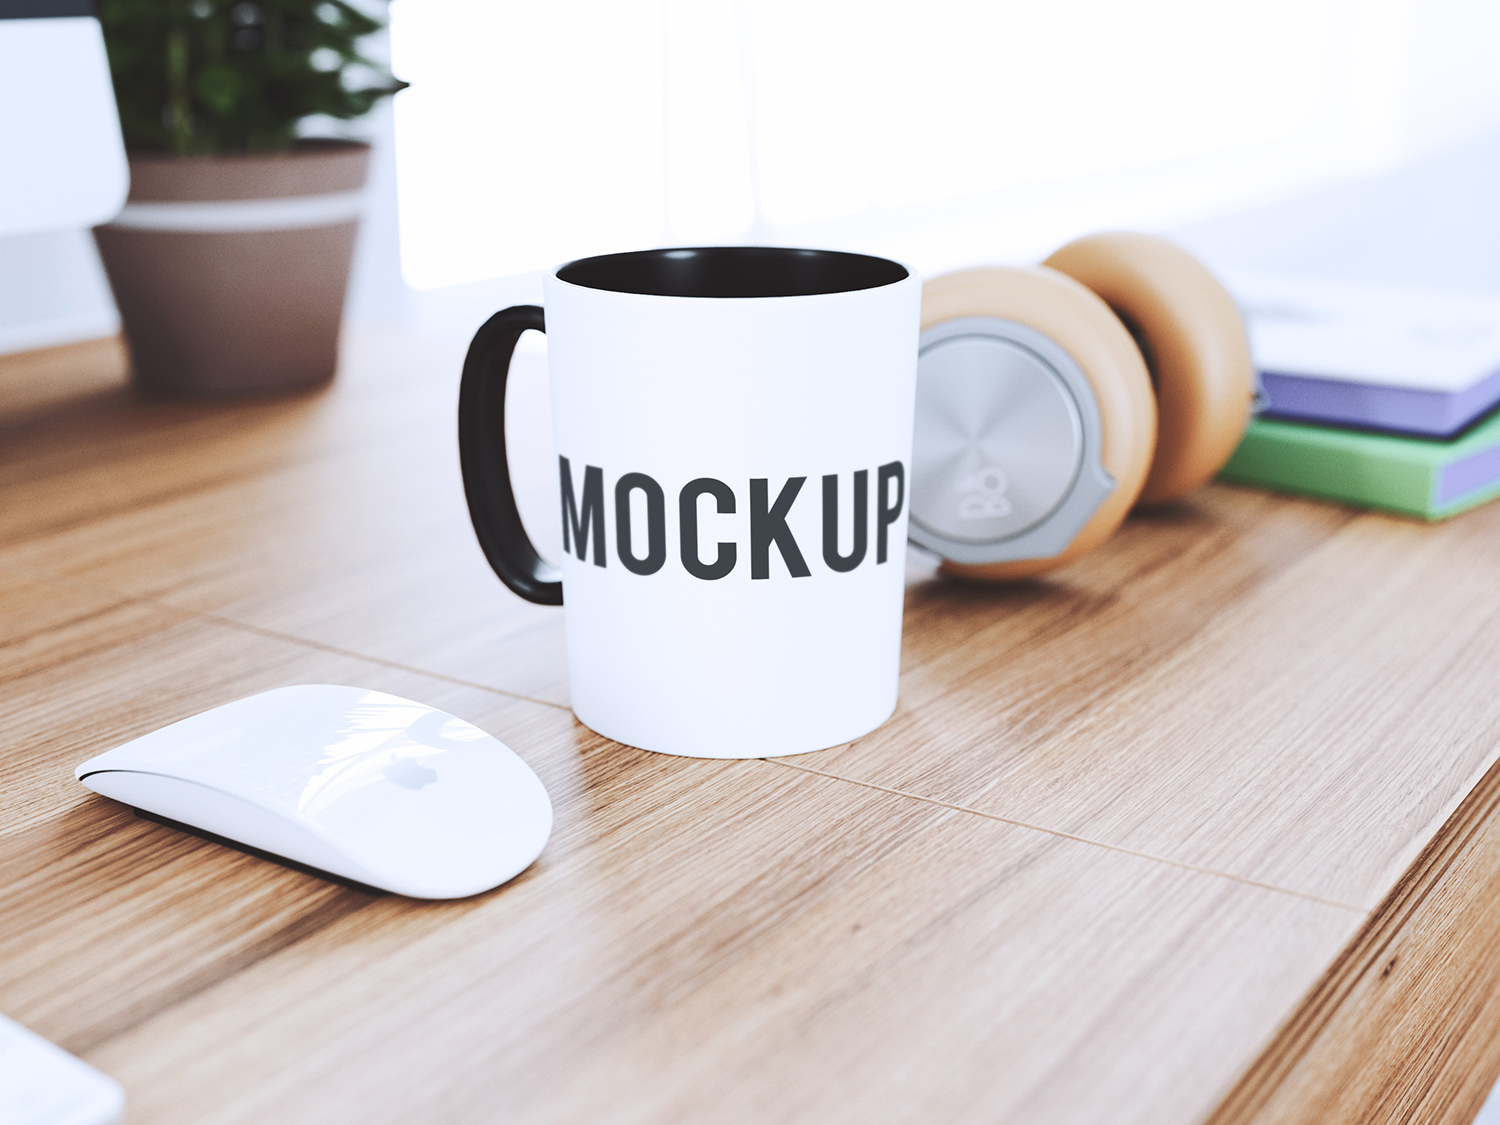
left=4, top=333, right=1500, bottom=1125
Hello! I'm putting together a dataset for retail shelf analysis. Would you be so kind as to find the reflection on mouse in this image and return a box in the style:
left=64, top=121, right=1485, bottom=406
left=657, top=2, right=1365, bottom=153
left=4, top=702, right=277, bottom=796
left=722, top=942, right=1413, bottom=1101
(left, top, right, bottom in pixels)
left=75, top=685, right=553, bottom=899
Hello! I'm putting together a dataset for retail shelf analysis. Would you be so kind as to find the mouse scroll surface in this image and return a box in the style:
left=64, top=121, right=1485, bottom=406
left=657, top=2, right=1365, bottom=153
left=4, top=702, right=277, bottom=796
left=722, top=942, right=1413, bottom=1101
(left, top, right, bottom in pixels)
left=75, top=686, right=553, bottom=899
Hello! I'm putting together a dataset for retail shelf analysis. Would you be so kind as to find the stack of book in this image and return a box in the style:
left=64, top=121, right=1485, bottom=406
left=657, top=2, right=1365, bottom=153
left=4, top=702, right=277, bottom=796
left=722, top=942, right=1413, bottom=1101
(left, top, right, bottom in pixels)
left=1219, top=275, right=1500, bottom=520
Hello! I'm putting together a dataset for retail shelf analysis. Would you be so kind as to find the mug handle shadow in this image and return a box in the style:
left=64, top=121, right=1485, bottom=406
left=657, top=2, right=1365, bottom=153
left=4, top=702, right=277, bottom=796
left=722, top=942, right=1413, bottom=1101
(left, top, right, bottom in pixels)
left=458, top=305, right=563, bottom=606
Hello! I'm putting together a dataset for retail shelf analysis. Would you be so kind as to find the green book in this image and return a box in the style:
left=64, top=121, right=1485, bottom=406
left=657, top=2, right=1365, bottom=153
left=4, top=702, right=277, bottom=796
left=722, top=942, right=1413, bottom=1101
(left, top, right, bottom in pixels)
left=1218, top=409, right=1500, bottom=520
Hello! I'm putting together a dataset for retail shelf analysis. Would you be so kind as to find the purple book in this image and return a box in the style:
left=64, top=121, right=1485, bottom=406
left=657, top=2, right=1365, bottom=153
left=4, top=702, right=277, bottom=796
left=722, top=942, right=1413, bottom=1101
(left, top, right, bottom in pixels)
left=1228, top=274, right=1500, bottom=437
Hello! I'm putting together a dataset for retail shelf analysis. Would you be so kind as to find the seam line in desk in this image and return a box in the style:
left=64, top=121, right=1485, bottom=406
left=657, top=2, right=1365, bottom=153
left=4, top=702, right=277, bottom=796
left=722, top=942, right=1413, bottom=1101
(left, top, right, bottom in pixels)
left=0, top=563, right=574, bottom=714
left=0, top=558, right=1401, bottom=914
left=194, top=612, right=575, bottom=712
left=766, top=758, right=1368, bottom=914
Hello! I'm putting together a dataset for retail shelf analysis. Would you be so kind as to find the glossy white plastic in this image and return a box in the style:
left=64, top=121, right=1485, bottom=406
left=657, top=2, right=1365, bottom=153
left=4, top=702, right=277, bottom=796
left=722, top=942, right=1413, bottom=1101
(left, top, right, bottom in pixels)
left=74, top=685, right=553, bottom=900
left=0, top=1014, right=124, bottom=1125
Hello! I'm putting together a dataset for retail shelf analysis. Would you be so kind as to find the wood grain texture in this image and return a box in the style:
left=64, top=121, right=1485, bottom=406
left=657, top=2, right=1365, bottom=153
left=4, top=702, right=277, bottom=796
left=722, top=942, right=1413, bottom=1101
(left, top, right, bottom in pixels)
left=0, top=572, right=167, bottom=682
left=1, top=573, right=1361, bottom=1124
left=0, top=334, right=570, bottom=705
left=0, top=336, right=129, bottom=430
left=1209, top=750, right=1500, bottom=1125
left=83, top=763, right=1358, bottom=1125
left=803, top=495, right=1500, bottom=908
left=3, top=331, right=1499, bottom=1124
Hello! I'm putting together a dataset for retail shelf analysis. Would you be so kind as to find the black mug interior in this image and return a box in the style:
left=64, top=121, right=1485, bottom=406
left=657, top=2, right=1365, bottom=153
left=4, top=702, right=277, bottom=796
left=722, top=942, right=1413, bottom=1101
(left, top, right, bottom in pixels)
left=555, top=246, right=909, bottom=299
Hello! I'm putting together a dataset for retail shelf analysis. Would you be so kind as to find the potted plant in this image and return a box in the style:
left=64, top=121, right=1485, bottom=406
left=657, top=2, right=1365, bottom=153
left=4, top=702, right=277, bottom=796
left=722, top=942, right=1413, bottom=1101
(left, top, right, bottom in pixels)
left=94, top=0, right=405, bottom=395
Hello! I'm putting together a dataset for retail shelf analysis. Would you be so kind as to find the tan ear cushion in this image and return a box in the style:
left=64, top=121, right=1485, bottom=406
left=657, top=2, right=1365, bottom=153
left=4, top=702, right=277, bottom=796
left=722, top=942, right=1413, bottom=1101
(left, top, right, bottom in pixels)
left=921, top=266, right=1157, bottom=581
left=1044, top=232, right=1254, bottom=506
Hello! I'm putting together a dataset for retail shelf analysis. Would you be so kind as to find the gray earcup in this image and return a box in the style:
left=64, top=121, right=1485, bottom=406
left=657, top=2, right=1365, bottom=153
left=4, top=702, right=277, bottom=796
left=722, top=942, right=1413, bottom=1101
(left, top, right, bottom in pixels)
left=910, top=316, right=1115, bottom=566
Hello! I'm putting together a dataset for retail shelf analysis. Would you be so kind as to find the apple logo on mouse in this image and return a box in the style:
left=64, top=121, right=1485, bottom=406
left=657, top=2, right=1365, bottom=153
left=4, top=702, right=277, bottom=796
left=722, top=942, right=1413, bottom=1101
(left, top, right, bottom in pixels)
left=384, top=758, right=438, bottom=790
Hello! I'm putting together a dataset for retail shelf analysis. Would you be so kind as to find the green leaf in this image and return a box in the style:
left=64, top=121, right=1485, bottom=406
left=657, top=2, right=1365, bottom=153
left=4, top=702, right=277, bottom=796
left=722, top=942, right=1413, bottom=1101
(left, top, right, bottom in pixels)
left=99, top=0, right=403, bottom=153
left=195, top=61, right=246, bottom=115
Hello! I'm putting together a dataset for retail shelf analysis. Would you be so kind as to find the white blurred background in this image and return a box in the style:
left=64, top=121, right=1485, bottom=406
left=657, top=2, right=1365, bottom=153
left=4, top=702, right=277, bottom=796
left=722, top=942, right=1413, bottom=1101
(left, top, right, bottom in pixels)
left=390, top=0, right=1500, bottom=286
left=6, top=0, right=1500, bottom=352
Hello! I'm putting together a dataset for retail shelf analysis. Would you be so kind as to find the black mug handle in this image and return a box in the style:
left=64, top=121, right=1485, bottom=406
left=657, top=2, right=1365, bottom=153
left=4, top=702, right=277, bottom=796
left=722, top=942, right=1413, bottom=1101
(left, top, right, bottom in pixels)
left=458, top=305, right=563, bottom=606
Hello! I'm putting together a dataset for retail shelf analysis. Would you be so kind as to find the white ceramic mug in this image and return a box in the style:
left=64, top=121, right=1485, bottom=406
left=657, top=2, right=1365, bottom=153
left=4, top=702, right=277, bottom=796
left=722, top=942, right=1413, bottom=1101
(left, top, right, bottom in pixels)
left=459, top=247, right=919, bottom=758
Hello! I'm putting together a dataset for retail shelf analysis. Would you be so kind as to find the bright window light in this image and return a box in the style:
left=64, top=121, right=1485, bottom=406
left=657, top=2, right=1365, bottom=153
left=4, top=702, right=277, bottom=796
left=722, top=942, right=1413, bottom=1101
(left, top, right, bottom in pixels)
left=391, top=1, right=1500, bottom=289
left=743, top=2, right=1328, bottom=222
left=391, top=1, right=666, bottom=289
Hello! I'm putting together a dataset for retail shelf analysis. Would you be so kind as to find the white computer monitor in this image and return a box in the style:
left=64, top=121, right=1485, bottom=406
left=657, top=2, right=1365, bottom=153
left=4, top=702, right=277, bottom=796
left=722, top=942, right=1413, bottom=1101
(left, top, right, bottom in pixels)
left=0, top=0, right=128, bottom=237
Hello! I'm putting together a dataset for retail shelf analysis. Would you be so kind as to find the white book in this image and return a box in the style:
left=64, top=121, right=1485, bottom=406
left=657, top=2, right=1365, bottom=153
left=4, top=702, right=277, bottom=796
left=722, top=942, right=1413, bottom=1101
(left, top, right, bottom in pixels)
left=1226, top=272, right=1500, bottom=393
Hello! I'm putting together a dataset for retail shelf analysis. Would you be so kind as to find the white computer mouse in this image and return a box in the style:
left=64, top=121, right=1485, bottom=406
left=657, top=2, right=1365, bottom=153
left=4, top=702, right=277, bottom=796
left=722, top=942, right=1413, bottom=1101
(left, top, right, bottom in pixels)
left=75, top=685, right=553, bottom=900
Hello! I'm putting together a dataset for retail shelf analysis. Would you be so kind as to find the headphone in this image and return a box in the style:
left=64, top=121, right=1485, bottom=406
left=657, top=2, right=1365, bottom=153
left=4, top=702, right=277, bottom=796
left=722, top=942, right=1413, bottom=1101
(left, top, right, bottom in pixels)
left=909, top=232, right=1255, bottom=580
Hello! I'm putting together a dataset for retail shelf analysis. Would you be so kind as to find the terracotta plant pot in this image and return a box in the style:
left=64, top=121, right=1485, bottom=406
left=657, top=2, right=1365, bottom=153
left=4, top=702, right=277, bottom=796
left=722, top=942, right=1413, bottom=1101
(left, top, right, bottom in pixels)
left=93, top=140, right=370, bottom=396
